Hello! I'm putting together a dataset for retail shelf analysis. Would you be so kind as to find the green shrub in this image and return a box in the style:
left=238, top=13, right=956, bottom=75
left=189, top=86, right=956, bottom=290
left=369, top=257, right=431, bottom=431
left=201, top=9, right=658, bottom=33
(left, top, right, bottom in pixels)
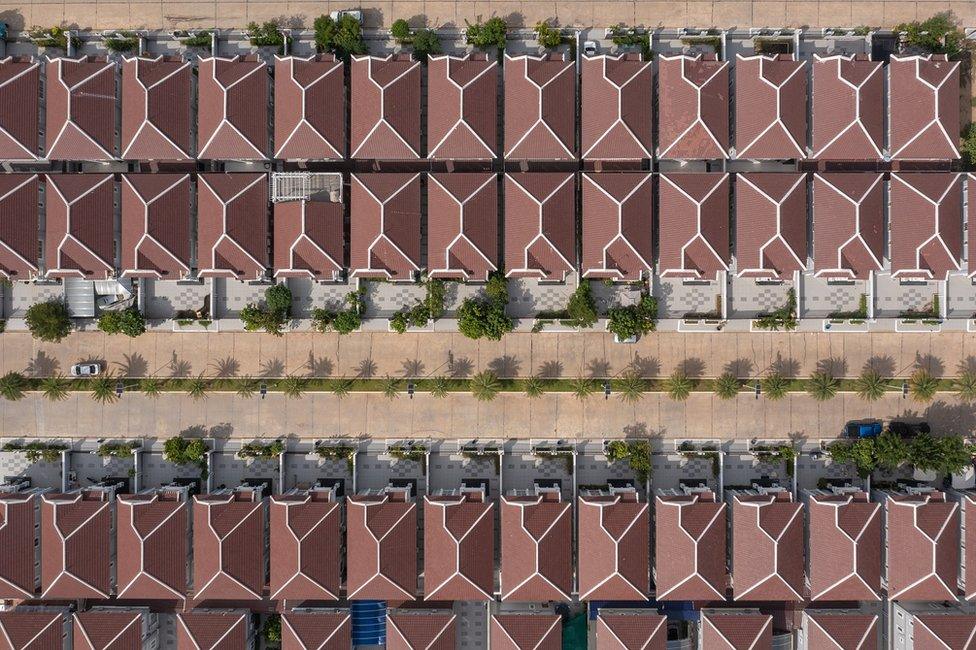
left=534, top=21, right=564, bottom=49
left=426, top=279, right=446, bottom=320
left=412, top=29, right=443, bottom=60
left=263, top=614, right=282, bottom=645
left=605, top=439, right=652, bottom=483
left=105, top=31, right=138, bottom=53
left=25, top=300, right=71, bottom=342
left=390, top=19, right=412, bottom=42
left=896, top=12, right=967, bottom=56
left=566, top=281, right=598, bottom=329
left=238, top=440, right=284, bottom=460
left=485, top=271, right=509, bottom=304
left=963, top=123, right=976, bottom=169
left=241, top=284, right=292, bottom=335
left=247, top=21, right=285, bottom=47
left=457, top=297, right=513, bottom=340
left=2, top=441, right=67, bottom=463
left=465, top=16, right=507, bottom=50
left=390, top=311, right=409, bottom=334
left=163, top=437, right=209, bottom=468
left=97, top=442, right=137, bottom=458
left=607, top=294, right=657, bottom=340
left=753, top=289, right=797, bottom=330
left=98, top=308, right=146, bottom=337
left=314, top=14, right=367, bottom=57
left=180, top=31, right=212, bottom=48
left=265, top=283, right=292, bottom=317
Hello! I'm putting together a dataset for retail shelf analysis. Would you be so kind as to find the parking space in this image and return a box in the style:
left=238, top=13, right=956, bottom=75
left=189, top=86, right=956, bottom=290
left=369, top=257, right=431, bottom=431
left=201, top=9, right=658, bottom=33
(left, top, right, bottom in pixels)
left=210, top=439, right=281, bottom=492
left=143, top=279, right=210, bottom=320
left=140, top=451, right=206, bottom=492
left=0, top=441, right=65, bottom=490
left=214, top=279, right=271, bottom=319
left=795, top=452, right=866, bottom=492
left=799, top=275, right=868, bottom=319
left=361, top=280, right=427, bottom=319
left=67, top=448, right=134, bottom=491
left=501, top=441, right=574, bottom=500
left=282, top=445, right=353, bottom=493
left=874, top=276, right=940, bottom=318
left=576, top=441, right=647, bottom=497
left=506, top=277, right=578, bottom=320
left=797, top=32, right=871, bottom=59
left=947, top=275, right=976, bottom=319
left=652, top=451, right=720, bottom=492
left=1, top=282, right=62, bottom=319
left=427, top=442, right=501, bottom=498
left=728, top=278, right=792, bottom=319
left=654, top=277, right=723, bottom=319
left=723, top=451, right=791, bottom=490
left=355, top=441, right=427, bottom=497
left=287, top=278, right=355, bottom=320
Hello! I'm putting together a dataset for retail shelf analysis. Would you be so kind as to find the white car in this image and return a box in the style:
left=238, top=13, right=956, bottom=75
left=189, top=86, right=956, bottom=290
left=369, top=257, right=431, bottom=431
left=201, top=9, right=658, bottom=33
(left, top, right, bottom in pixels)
left=583, top=40, right=598, bottom=56
left=329, top=9, right=363, bottom=24
left=70, top=363, right=102, bottom=377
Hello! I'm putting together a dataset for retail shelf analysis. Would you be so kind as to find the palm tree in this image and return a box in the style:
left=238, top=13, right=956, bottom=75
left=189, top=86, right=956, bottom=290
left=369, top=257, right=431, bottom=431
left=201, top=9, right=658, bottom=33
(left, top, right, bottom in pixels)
left=762, top=372, right=790, bottom=400
left=664, top=371, right=694, bottom=401
left=909, top=370, right=939, bottom=403
left=40, top=375, right=70, bottom=402
left=617, top=373, right=646, bottom=403
left=854, top=370, right=887, bottom=401
left=428, top=377, right=449, bottom=398
left=281, top=375, right=307, bottom=399
left=236, top=376, right=258, bottom=399
left=332, top=378, right=354, bottom=398
left=381, top=375, right=401, bottom=399
left=471, top=371, right=502, bottom=402
left=956, top=371, right=976, bottom=401
left=714, top=373, right=741, bottom=400
left=570, top=377, right=596, bottom=400
left=523, top=375, right=546, bottom=398
left=90, top=376, right=118, bottom=404
left=808, top=372, right=839, bottom=401
left=140, top=377, right=162, bottom=398
left=185, top=375, right=209, bottom=401
left=0, top=372, right=26, bottom=401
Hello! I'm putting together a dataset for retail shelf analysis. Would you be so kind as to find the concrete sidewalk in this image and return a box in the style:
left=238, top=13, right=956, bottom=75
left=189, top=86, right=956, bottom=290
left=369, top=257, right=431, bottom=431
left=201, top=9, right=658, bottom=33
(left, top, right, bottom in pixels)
left=2, top=389, right=971, bottom=439
left=0, top=0, right=968, bottom=31
left=0, top=330, right=970, bottom=380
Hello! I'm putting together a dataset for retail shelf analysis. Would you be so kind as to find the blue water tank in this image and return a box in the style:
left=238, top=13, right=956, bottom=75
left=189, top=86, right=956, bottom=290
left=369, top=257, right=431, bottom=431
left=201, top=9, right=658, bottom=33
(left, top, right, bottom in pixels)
left=351, top=600, right=386, bottom=646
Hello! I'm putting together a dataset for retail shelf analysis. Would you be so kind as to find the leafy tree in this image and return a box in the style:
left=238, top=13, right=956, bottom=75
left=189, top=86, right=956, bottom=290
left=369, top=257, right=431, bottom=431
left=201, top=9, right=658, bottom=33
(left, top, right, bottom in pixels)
left=281, top=375, right=307, bottom=399
left=90, top=376, right=118, bottom=404
left=664, top=371, right=693, bottom=401
left=874, top=430, right=908, bottom=470
left=523, top=375, right=546, bottom=398
left=25, top=300, right=72, bottom=342
left=909, top=370, right=939, bottom=402
left=907, top=432, right=941, bottom=472
left=0, top=372, right=26, bottom=401
left=607, top=295, right=658, bottom=341
left=457, top=297, right=513, bottom=340
left=411, top=29, right=443, bottom=60
left=762, top=373, right=790, bottom=400
left=471, top=371, right=502, bottom=402
left=332, top=310, right=362, bottom=334
left=185, top=376, right=209, bottom=401
left=714, top=373, right=740, bottom=400
left=962, top=123, right=976, bottom=169
left=390, top=311, right=409, bottom=334
left=855, top=370, right=887, bottom=401
left=827, top=439, right=876, bottom=478
left=534, top=21, right=564, bottom=49
left=566, top=281, right=598, bottom=329
left=40, top=375, right=70, bottom=402
left=381, top=376, right=401, bottom=399
left=956, top=370, right=976, bottom=400
left=246, top=21, right=284, bottom=47
left=263, top=614, right=282, bottom=645
left=895, top=12, right=967, bottom=56
left=98, top=308, right=146, bottom=337
left=617, top=373, right=646, bottom=403
left=465, top=16, right=507, bottom=50
left=314, top=14, right=367, bottom=57
left=485, top=271, right=509, bottom=304
left=236, top=376, right=258, bottom=398
left=390, top=19, right=412, bottom=42
left=570, top=377, right=596, bottom=400
left=934, top=436, right=976, bottom=475
left=241, top=284, right=293, bottom=336
left=141, top=377, right=162, bottom=398
left=808, top=372, right=839, bottom=401
left=163, top=437, right=209, bottom=467
left=265, top=283, right=292, bottom=317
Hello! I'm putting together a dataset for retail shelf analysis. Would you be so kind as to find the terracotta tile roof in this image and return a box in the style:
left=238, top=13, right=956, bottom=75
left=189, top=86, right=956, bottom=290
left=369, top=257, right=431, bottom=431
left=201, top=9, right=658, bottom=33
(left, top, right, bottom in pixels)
left=176, top=611, right=248, bottom=650
left=0, top=492, right=39, bottom=598
left=197, top=173, right=269, bottom=280
left=581, top=54, right=652, bottom=160
left=734, top=173, right=807, bottom=279
left=595, top=613, right=665, bottom=650
left=0, top=611, right=64, bottom=650
left=811, top=55, right=883, bottom=160
left=120, top=56, right=192, bottom=160
left=115, top=492, right=187, bottom=602
left=197, top=56, right=268, bottom=160
left=192, top=493, right=265, bottom=601
left=0, top=174, right=39, bottom=281
left=963, top=493, right=976, bottom=600
left=889, top=173, right=962, bottom=280
left=44, top=174, right=115, bottom=279
left=346, top=494, right=417, bottom=601
left=889, top=55, right=960, bottom=160
left=733, top=55, right=806, bottom=159
left=427, top=172, right=498, bottom=281
left=578, top=495, right=648, bottom=600
left=423, top=495, right=494, bottom=601
left=274, top=55, right=344, bottom=160
left=273, top=200, right=344, bottom=280
left=350, top=173, right=422, bottom=280
left=120, top=173, right=192, bottom=279
left=504, top=54, right=575, bottom=160
left=804, top=612, right=878, bottom=650
left=658, top=173, right=730, bottom=280
left=657, top=55, right=728, bottom=159
left=913, top=614, right=976, bottom=649
left=812, top=173, right=884, bottom=280
left=45, top=57, right=116, bottom=160
left=427, top=54, right=497, bottom=159
left=581, top=173, right=652, bottom=281
left=699, top=612, right=771, bottom=650
left=807, top=492, right=881, bottom=601
left=350, top=55, right=421, bottom=159
left=40, top=491, right=112, bottom=599
left=73, top=611, right=141, bottom=650
left=387, top=613, right=456, bottom=650
left=500, top=494, right=572, bottom=601
left=654, top=492, right=727, bottom=601
left=282, top=611, right=350, bottom=650
left=269, top=493, right=341, bottom=601
left=885, top=492, right=959, bottom=601
left=0, top=58, right=39, bottom=160
left=503, top=173, right=575, bottom=282
left=490, top=615, right=560, bottom=650
left=731, top=493, right=804, bottom=601
left=969, top=176, right=976, bottom=278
